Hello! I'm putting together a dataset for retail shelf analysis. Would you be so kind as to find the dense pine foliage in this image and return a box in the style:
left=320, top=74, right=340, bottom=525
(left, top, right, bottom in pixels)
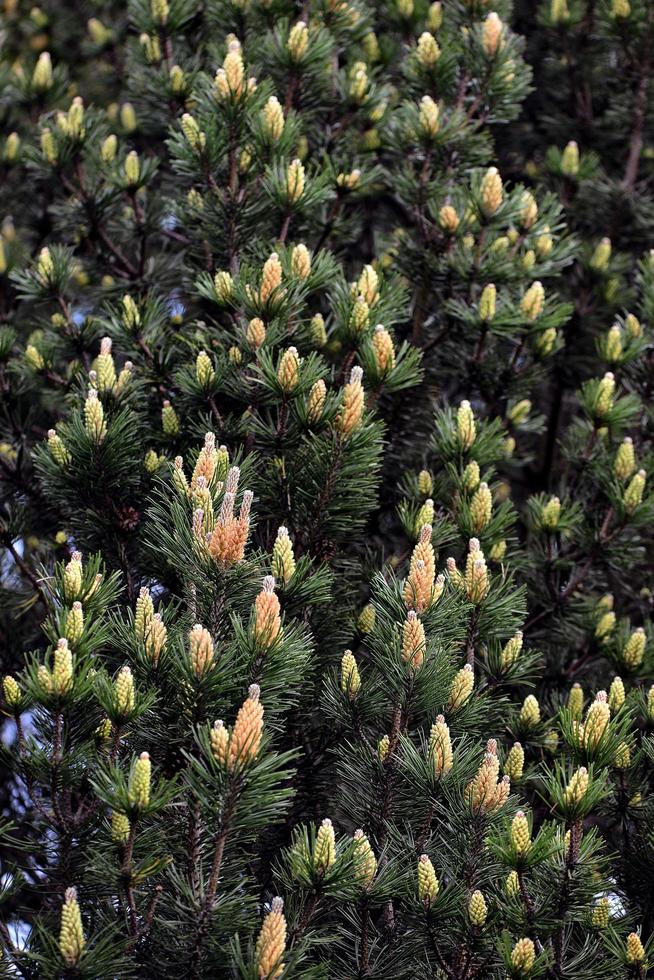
left=1, top=0, right=654, bottom=977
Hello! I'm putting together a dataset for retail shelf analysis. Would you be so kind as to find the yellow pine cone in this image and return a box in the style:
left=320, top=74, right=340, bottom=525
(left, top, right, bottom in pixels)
left=372, top=324, right=395, bottom=375
left=419, top=96, right=440, bottom=138
left=161, top=400, right=180, bottom=437
left=504, top=742, right=524, bottom=780
left=418, top=854, right=439, bottom=903
left=151, top=0, right=169, bottom=25
left=561, top=140, right=579, bottom=177
left=466, top=742, right=510, bottom=813
left=135, top=586, right=154, bottom=641
left=608, top=676, right=625, bottom=712
left=614, top=741, right=631, bottom=769
left=479, top=283, right=496, bottom=322
left=511, top=810, right=531, bottom=856
left=48, top=429, right=71, bottom=467
left=564, top=766, right=589, bottom=806
left=336, top=367, right=365, bottom=438
left=535, top=327, right=557, bottom=357
left=567, top=683, right=584, bottom=718
left=210, top=720, right=229, bottom=766
left=111, top=810, right=130, bottom=844
left=247, top=317, right=266, bottom=349
left=625, top=313, right=641, bottom=337
left=482, top=12, right=503, bottom=57
left=465, top=550, right=490, bottom=604
left=402, top=611, right=426, bottom=669
left=189, top=624, right=214, bottom=676
left=314, top=818, right=336, bottom=874
left=469, top=889, right=487, bottom=927
left=256, top=896, right=287, bottom=979
left=349, top=62, right=368, bottom=101
left=128, top=751, right=151, bottom=808
left=490, top=539, right=507, bottom=561
left=84, top=388, right=106, bottom=443
left=259, top=253, right=283, bottom=305
left=439, top=205, right=459, bottom=233
left=291, top=243, right=311, bottom=280
left=287, top=20, right=308, bottom=61
left=286, top=158, right=305, bottom=203
left=53, top=638, right=73, bottom=695
left=520, top=191, right=538, bottom=229
left=144, top=449, right=163, bottom=474
left=32, top=51, right=53, bottom=93
left=480, top=167, right=503, bottom=216
left=540, top=496, right=561, bottom=531
left=456, top=400, right=476, bottom=450
left=124, top=150, right=140, bottom=185
left=25, top=344, right=45, bottom=371
left=501, top=631, right=523, bottom=669
left=357, top=265, right=379, bottom=305
left=207, top=469, right=252, bottom=566
left=349, top=296, right=370, bottom=334
left=59, top=887, right=85, bottom=967
left=196, top=350, right=215, bottom=387
left=278, top=347, right=300, bottom=392
left=307, top=379, right=326, bottom=423
left=624, top=469, right=646, bottom=514
left=357, top=604, right=376, bottom=634
left=229, top=684, right=264, bottom=769
left=262, top=96, right=284, bottom=141
left=272, top=526, right=296, bottom=584
left=353, top=829, right=377, bottom=886
left=38, top=665, right=54, bottom=695
left=41, top=128, right=58, bottom=165
left=191, top=432, right=219, bottom=489
left=3, top=675, right=21, bottom=707
left=213, top=45, right=246, bottom=100
left=511, top=937, right=535, bottom=974
left=448, top=664, right=474, bottom=711
left=378, top=735, right=390, bottom=761
left=114, top=665, right=135, bottom=716
left=418, top=470, right=434, bottom=495
left=214, top=270, right=233, bottom=303
left=591, top=896, right=609, bottom=928
left=416, top=31, right=440, bottom=66
left=521, top=281, right=545, bottom=321
left=414, top=499, right=434, bottom=537
left=427, top=1, right=442, bottom=29
left=604, top=324, right=623, bottom=363
left=622, top=627, right=646, bottom=669
left=595, top=610, right=616, bottom=641
left=93, top=337, right=116, bottom=392
left=626, top=932, right=646, bottom=965
left=536, top=229, right=553, bottom=257
left=590, top=237, right=611, bottom=272
left=310, top=314, right=327, bottom=348
left=65, top=601, right=84, bottom=645
left=470, top=482, right=492, bottom=532
left=519, top=695, right=540, bottom=728
left=594, top=371, right=615, bottom=418
left=341, top=650, right=361, bottom=699
left=429, top=714, right=453, bottom=776
left=253, top=577, right=281, bottom=648
left=506, top=870, right=520, bottom=896
left=614, top=438, right=635, bottom=481
left=583, top=692, right=610, bottom=750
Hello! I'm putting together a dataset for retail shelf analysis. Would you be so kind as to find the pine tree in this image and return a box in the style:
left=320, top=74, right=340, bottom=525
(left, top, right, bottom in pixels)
left=2, top=1, right=654, bottom=978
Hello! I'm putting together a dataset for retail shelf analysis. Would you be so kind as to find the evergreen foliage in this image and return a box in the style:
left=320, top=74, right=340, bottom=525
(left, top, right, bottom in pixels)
left=1, top=0, right=654, bottom=977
